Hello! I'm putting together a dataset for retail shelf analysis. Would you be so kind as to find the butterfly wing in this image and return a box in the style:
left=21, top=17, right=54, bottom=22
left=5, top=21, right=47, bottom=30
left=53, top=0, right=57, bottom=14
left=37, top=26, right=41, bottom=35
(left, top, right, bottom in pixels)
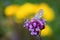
left=34, top=9, right=44, bottom=19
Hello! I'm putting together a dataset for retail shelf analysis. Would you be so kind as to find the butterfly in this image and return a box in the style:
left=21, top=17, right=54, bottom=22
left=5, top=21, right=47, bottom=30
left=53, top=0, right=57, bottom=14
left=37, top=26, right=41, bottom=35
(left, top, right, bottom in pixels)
left=34, top=9, right=44, bottom=19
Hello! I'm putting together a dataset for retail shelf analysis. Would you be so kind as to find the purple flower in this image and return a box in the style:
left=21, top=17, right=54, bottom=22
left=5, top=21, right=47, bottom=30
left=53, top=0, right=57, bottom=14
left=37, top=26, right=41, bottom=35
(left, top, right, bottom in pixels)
left=31, top=31, right=37, bottom=35
left=24, top=18, right=46, bottom=36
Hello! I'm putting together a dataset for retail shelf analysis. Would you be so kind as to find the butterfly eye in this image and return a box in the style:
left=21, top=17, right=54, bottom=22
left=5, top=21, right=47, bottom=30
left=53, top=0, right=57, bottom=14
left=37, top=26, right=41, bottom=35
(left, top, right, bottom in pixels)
left=34, top=9, right=44, bottom=19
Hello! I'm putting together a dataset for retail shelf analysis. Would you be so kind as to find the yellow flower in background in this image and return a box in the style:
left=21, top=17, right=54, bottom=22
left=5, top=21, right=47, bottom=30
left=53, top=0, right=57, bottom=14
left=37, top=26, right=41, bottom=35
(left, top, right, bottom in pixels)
left=5, top=3, right=54, bottom=21
left=15, top=3, right=38, bottom=19
left=35, top=3, right=54, bottom=21
left=41, top=25, right=52, bottom=36
left=5, top=5, right=19, bottom=16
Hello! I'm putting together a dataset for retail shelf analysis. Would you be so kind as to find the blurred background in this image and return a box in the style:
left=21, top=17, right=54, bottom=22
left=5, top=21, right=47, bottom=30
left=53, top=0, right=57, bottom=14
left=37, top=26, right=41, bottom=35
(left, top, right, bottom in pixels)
left=0, top=0, right=60, bottom=40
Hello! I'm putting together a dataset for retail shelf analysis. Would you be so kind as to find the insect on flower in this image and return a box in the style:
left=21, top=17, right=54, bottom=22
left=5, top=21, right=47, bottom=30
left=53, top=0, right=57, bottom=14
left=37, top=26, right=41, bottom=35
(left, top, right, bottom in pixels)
left=24, top=9, right=46, bottom=36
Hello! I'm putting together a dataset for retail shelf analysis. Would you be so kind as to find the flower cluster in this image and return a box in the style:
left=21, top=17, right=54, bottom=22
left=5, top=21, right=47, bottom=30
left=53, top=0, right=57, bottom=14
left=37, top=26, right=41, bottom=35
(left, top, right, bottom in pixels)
left=24, top=18, right=46, bottom=36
